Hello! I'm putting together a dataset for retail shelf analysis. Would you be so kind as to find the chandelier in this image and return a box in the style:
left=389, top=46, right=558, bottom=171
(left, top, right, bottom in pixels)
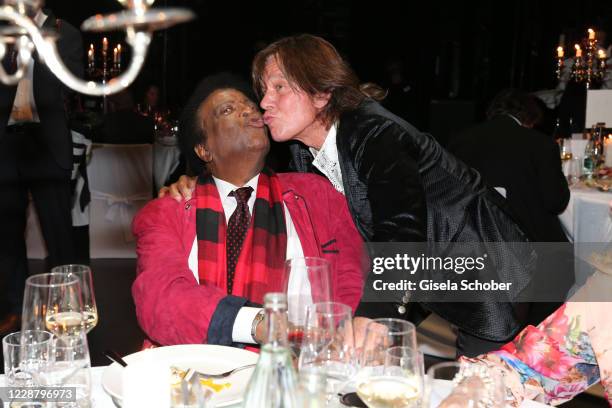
left=0, top=0, right=195, bottom=95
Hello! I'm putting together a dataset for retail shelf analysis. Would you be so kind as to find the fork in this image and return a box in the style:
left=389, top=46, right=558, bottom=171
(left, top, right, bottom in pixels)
left=171, top=363, right=256, bottom=380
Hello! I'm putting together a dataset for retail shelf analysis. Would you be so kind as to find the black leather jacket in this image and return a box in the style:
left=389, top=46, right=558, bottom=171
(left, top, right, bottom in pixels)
left=290, top=99, right=536, bottom=342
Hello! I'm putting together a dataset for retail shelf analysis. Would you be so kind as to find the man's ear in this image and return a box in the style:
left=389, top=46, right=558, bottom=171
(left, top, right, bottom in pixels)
left=313, top=92, right=332, bottom=110
left=194, top=144, right=212, bottom=163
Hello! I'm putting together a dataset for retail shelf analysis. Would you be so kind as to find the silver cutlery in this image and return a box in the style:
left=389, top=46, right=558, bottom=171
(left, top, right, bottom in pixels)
left=171, top=363, right=256, bottom=380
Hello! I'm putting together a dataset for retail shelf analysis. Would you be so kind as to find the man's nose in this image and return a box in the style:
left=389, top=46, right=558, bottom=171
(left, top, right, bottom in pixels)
left=260, top=91, right=274, bottom=110
left=241, top=104, right=258, bottom=117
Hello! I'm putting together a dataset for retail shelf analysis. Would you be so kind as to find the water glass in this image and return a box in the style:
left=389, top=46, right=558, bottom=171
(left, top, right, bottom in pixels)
left=569, top=156, right=583, bottom=185
left=40, top=332, right=92, bottom=408
left=283, top=257, right=332, bottom=357
left=51, top=265, right=98, bottom=333
left=2, top=330, right=54, bottom=387
left=21, top=273, right=84, bottom=340
left=298, top=302, right=356, bottom=399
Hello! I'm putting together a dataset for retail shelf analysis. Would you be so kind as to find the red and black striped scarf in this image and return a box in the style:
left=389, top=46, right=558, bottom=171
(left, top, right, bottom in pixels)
left=195, top=168, right=288, bottom=303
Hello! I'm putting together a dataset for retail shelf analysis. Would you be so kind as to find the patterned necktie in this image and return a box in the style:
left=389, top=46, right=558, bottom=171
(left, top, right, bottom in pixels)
left=226, top=186, right=254, bottom=294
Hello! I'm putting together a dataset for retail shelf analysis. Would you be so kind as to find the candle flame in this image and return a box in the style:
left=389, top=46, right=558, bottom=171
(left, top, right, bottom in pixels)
left=599, top=50, right=607, bottom=59
left=117, top=44, right=122, bottom=52
left=588, top=28, right=596, bottom=40
left=575, top=44, right=581, bottom=50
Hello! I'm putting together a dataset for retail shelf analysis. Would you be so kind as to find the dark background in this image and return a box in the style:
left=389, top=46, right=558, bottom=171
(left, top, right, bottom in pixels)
left=47, top=0, right=612, bottom=140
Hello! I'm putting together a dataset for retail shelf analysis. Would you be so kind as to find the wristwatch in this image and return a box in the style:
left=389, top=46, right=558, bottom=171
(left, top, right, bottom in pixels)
left=250, top=309, right=265, bottom=343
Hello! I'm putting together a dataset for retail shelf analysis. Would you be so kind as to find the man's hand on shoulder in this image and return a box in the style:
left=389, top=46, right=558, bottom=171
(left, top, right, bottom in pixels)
left=158, top=175, right=197, bottom=201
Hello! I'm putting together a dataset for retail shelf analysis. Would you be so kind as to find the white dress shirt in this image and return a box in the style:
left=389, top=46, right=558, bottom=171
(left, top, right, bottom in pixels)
left=187, top=174, right=309, bottom=344
left=309, top=123, right=345, bottom=194
left=8, top=10, right=47, bottom=125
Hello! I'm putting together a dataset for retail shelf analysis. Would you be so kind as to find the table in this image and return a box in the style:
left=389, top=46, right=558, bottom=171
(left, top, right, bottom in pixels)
left=559, top=184, right=612, bottom=243
left=1, top=366, right=552, bottom=407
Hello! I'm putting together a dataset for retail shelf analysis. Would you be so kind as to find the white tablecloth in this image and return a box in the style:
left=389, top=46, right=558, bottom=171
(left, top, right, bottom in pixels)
left=1, top=365, right=554, bottom=407
left=559, top=184, right=612, bottom=243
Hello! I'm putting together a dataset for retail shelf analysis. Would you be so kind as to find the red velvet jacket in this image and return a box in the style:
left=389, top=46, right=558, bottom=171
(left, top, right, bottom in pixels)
left=132, top=173, right=364, bottom=346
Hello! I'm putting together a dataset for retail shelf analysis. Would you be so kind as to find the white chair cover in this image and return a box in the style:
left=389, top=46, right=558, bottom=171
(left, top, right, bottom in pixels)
left=88, top=143, right=153, bottom=258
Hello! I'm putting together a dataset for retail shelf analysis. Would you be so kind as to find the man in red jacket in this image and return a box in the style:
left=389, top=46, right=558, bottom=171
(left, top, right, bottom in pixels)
left=132, top=73, right=364, bottom=347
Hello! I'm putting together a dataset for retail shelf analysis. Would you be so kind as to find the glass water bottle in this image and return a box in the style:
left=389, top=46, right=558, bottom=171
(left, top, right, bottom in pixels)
left=242, top=293, right=299, bottom=408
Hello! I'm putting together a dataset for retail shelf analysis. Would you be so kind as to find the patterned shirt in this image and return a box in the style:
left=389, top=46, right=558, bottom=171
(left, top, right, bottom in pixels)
left=309, top=123, right=344, bottom=195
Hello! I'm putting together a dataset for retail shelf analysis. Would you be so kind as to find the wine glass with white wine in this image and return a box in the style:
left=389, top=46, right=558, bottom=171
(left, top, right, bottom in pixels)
left=52, top=265, right=98, bottom=333
left=21, top=273, right=85, bottom=341
left=356, top=346, right=424, bottom=408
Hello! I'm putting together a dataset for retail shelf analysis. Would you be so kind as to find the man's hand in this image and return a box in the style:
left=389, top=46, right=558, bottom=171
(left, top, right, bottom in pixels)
left=158, top=175, right=197, bottom=201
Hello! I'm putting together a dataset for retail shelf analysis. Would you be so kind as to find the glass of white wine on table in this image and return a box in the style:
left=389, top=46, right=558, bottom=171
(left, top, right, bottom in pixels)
left=356, top=346, right=424, bottom=408
left=51, top=264, right=99, bottom=333
left=21, top=273, right=85, bottom=341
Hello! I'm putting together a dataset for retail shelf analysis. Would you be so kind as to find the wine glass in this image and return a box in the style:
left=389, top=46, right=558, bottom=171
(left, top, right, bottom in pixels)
left=356, top=346, right=424, bottom=408
left=359, top=318, right=417, bottom=369
left=424, top=361, right=505, bottom=408
left=51, top=265, right=99, bottom=333
left=298, top=302, right=356, bottom=401
left=283, top=257, right=332, bottom=357
left=21, top=273, right=85, bottom=340
left=559, top=138, right=573, bottom=162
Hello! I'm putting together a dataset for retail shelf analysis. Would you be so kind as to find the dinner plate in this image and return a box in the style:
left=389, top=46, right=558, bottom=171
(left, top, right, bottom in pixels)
left=101, top=344, right=258, bottom=407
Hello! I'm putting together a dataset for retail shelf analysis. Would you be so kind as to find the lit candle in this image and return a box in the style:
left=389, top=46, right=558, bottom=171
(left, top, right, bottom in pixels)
left=87, top=48, right=94, bottom=66
left=599, top=49, right=607, bottom=60
left=588, top=28, right=596, bottom=40
left=102, top=37, right=108, bottom=54
left=557, top=46, right=564, bottom=58
left=113, top=47, right=118, bottom=64
left=605, top=135, right=612, bottom=168
left=117, top=43, right=122, bottom=67
left=575, top=44, right=582, bottom=58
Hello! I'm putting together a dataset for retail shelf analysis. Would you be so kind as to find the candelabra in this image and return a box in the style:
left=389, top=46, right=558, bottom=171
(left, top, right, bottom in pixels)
left=0, top=0, right=195, bottom=96
left=556, top=29, right=608, bottom=89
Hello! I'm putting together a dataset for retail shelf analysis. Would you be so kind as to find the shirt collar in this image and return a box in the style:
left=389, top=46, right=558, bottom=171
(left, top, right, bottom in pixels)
left=212, top=173, right=259, bottom=201
left=309, top=122, right=338, bottom=160
left=506, top=114, right=522, bottom=127
left=34, top=10, right=48, bottom=28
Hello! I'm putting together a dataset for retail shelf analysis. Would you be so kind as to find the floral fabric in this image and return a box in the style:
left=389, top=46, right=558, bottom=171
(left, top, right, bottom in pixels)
left=465, top=301, right=612, bottom=406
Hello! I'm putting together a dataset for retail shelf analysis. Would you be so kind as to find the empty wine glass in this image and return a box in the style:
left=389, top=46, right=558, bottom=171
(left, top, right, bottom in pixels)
left=298, top=302, right=356, bottom=401
left=359, top=318, right=417, bottom=369
left=21, top=273, right=85, bottom=341
left=51, top=265, right=98, bottom=333
left=283, top=257, right=332, bottom=358
left=356, top=346, right=424, bottom=408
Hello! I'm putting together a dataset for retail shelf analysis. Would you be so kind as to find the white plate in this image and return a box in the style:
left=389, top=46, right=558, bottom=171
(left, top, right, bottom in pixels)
left=101, top=344, right=258, bottom=407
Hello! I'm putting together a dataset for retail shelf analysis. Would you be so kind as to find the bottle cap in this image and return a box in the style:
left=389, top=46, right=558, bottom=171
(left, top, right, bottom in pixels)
left=264, top=292, right=287, bottom=310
